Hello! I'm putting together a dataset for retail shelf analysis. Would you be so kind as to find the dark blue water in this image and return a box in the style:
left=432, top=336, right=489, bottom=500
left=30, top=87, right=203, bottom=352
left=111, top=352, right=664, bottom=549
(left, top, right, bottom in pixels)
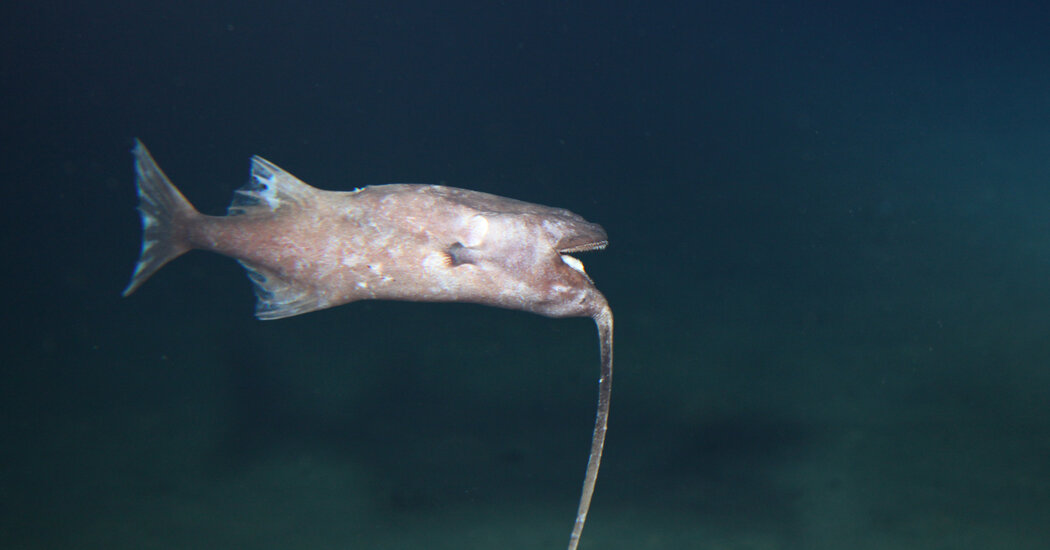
left=4, top=2, right=1050, bottom=548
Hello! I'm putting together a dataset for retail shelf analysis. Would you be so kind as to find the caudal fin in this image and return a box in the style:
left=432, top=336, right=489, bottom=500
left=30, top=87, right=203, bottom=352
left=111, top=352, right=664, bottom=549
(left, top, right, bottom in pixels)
left=122, top=140, right=199, bottom=296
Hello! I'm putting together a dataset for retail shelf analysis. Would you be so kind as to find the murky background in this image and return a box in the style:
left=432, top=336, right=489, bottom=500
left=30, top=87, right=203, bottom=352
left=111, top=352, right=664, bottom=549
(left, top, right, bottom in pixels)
left=4, top=2, right=1049, bottom=548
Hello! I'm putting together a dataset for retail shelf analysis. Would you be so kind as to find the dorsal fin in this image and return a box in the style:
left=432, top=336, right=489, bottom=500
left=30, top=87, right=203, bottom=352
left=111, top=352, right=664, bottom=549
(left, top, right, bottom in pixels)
left=228, top=156, right=318, bottom=216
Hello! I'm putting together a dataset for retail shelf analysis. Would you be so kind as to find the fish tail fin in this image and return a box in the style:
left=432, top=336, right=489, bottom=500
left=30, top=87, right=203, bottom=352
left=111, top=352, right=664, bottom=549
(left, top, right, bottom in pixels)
left=122, top=139, right=200, bottom=297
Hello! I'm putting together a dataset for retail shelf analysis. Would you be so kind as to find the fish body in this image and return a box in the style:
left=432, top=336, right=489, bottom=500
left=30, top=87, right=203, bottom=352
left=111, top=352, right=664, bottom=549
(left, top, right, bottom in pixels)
left=125, top=141, right=608, bottom=321
left=124, top=140, right=612, bottom=550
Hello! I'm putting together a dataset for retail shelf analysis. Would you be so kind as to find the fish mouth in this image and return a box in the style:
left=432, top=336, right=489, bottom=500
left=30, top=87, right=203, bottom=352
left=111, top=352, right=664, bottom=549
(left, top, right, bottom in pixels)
left=558, top=237, right=606, bottom=281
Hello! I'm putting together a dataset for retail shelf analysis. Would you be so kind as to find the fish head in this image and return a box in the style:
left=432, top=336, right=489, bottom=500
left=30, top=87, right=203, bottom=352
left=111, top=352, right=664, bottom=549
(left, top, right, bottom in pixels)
left=446, top=207, right=609, bottom=318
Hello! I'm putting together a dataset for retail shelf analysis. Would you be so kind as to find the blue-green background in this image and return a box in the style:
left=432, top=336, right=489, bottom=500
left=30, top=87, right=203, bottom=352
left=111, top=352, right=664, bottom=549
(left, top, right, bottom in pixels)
left=3, top=2, right=1049, bottom=548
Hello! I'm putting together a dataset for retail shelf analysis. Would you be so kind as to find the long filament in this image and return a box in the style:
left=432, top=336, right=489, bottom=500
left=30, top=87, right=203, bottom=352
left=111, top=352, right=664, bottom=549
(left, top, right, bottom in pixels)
left=566, top=305, right=613, bottom=550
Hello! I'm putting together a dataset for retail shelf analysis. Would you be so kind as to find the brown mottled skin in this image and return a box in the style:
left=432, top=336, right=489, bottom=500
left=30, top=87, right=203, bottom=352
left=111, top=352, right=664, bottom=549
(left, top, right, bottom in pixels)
left=191, top=184, right=608, bottom=319
left=124, top=141, right=612, bottom=550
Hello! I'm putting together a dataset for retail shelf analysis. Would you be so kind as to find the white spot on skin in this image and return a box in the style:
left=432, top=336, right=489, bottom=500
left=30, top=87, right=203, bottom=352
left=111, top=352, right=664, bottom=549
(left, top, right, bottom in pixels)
left=422, top=251, right=448, bottom=271
left=462, top=215, right=488, bottom=247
